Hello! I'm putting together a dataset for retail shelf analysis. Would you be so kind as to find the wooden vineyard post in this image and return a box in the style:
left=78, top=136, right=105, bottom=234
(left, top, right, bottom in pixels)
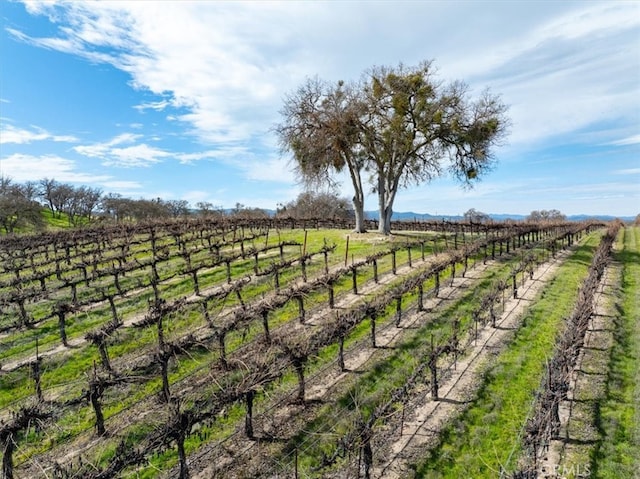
left=395, top=296, right=402, bottom=327
left=338, top=333, right=346, bottom=372
left=31, top=338, right=43, bottom=402
left=429, top=335, right=438, bottom=400
left=391, top=249, right=397, bottom=274
left=297, top=295, right=306, bottom=324
left=417, top=283, right=424, bottom=312
left=245, top=389, right=256, bottom=439
left=352, top=266, right=358, bottom=295
left=344, top=235, right=350, bottom=267
left=453, top=319, right=460, bottom=370
left=407, top=245, right=412, bottom=268
left=323, top=241, right=330, bottom=275
left=434, top=271, right=440, bottom=298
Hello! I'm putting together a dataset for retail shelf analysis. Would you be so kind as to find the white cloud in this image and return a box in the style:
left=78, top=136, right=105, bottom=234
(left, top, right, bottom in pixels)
left=12, top=1, right=639, bottom=155
left=133, top=100, right=172, bottom=112
left=74, top=133, right=170, bottom=167
left=0, top=153, right=109, bottom=183
left=0, top=124, right=77, bottom=144
left=608, top=134, right=640, bottom=146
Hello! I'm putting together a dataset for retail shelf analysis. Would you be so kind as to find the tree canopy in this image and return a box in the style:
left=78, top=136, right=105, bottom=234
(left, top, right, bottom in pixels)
left=276, top=60, right=509, bottom=234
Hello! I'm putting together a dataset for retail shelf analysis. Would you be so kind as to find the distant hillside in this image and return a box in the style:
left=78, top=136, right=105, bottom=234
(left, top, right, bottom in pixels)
left=373, top=211, right=634, bottom=223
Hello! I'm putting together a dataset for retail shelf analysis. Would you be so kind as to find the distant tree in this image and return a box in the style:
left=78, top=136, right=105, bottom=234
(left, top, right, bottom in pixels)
left=165, top=199, right=191, bottom=217
left=463, top=208, right=490, bottom=223
left=196, top=201, right=225, bottom=218
left=76, top=186, right=102, bottom=222
left=39, top=178, right=58, bottom=214
left=277, top=60, right=509, bottom=234
left=100, top=193, right=129, bottom=221
left=527, top=209, right=566, bottom=222
left=277, top=191, right=354, bottom=220
left=0, top=177, right=44, bottom=233
left=230, top=203, right=269, bottom=220
left=634, top=213, right=640, bottom=226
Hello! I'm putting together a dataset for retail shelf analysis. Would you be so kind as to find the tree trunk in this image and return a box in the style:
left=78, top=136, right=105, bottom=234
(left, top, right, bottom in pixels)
left=378, top=204, right=393, bottom=235
left=376, top=169, right=390, bottom=235
left=352, top=195, right=366, bottom=233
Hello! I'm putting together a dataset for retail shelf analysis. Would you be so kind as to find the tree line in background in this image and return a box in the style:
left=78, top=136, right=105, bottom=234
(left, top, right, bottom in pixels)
left=2, top=174, right=634, bottom=235
left=0, top=175, right=355, bottom=233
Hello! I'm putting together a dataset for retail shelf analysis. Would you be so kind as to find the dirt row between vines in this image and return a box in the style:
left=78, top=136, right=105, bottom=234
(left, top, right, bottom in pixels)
left=183, top=247, right=572, bottom=479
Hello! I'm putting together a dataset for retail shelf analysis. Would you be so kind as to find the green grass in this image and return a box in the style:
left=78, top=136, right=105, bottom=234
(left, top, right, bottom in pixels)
left=413, top=232, right=603, bottom=478
left=592, top=226, right=640, bottom=478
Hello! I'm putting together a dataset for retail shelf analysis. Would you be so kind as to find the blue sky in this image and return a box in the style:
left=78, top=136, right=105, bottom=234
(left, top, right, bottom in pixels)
left=1, top=0, right=638, bottom=217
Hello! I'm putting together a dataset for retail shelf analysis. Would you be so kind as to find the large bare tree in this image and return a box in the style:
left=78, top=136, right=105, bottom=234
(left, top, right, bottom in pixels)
left=275, top=77, right=369, bottom=232
left=277, top=61, right=508, bottom=234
